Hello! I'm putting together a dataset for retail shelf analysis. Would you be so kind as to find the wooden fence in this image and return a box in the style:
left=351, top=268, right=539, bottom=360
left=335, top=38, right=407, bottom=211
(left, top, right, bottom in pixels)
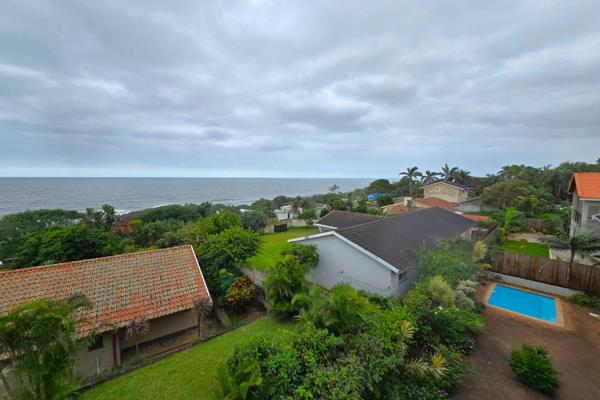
left=490, top=252, right=600, bottom=294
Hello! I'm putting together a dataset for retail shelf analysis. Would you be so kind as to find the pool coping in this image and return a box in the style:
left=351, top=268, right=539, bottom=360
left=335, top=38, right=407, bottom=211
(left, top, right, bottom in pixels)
left=483, top=282, right=565, bottom=327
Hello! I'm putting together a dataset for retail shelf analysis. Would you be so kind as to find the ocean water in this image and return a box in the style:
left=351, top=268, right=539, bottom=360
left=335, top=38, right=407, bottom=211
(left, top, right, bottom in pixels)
left=0, top=177, right=372, bottom=217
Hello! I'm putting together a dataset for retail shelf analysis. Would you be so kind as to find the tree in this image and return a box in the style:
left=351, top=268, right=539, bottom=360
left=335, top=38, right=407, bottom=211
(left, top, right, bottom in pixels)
left=197, top=202, right=213, bottom=218
left=543, top=234, right=600, bottom=279
left=196, top=228, right=262, bottom=299
left=481, top=179, right=530, bottom=208
left=440, top=163, right=458, bottom=181
left=193, top=297, right=213, bottom=339
left=250, top=199, right=275, bottom=216
left=125, top=317, right=150, bottom=356
left=454, top=169, right=471, bottom=185
left=494, top=207, right=525, bottom=239
left=16, top=224, right=124, bottom=267
left=0, top=209, right=82, bottom=262
left=0, top=295, right=91, bottom=400
left=367, top=179, right=393, bottom=194
left=319, top=283, right=378, bottom=334
left=101, top=204, right=118, bottom=229
left=241, top=211, right=268, bottom=232
left=421, top=170, right=440, bottom=185
left=328, top=184, right=340, bottom=194
left=129, top=218, right=184, bottom=247
left=263, top=256, right=310, bottom=318
left=399, top=166, right=423, bottom=195
left=136, top=204, right=200, bottom=223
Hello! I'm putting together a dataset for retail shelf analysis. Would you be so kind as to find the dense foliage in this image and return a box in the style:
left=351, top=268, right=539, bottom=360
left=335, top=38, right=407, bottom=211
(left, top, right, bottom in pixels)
left=0, top=295, right=91, bottom=400
left=16, top=224, right=124, bottom=267
left=135, top=204, right=201, bottom=223
left=509, top=344, right=560, bottom=395
left=214, top=239, right=485, bottom=400
left=0, top=209, right=83, bottom=261
left=241, top=211, right=268, bottom=232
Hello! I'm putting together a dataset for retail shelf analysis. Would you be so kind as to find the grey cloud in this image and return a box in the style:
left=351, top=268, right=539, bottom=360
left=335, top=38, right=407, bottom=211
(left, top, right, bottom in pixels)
left=0, top=0, right=599, bottom=178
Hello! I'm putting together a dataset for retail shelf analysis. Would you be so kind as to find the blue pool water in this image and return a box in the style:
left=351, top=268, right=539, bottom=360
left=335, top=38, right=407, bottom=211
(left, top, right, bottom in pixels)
left=488, top=285, right=557, bottom=323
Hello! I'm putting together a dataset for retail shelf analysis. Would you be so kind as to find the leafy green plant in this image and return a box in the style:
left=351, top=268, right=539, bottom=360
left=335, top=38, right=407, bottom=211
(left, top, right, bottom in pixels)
left=263, top=256, right=310, bottom=318
left=509, top=344, right=560, bottom=395
left=0, top=295, right=91, bottom=400
left=568, top=292, right=600, bottom=310
left=210, top=360, right=264, bottom=400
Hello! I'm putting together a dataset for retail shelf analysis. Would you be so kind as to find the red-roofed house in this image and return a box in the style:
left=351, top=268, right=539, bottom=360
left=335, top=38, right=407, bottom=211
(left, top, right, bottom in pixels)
left=413, top=197, right=456, bottom=212
left=0, top=245, right=211, bottom=377
left=568, top=172, right=600, bottom=236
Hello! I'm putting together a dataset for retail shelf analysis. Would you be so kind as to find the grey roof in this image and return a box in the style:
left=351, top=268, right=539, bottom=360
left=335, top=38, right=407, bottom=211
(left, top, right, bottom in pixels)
left=335, top=207, right=475, bottom=271
left=315, top=210, right=382, bottom=229
left=422, top=180, right=471, bottom=190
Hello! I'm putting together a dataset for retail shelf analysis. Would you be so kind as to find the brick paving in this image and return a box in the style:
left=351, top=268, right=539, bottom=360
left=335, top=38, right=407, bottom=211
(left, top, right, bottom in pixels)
left=453, top=283, right=600, bottom=400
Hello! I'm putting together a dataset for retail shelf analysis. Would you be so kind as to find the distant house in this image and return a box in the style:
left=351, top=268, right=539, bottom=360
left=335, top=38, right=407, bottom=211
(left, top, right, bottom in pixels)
left=313, top=210, right=382, bottom=232
left=290, top=208, right=475, bottom=297
left=568, top=172, right=600, bottom=236
left=274, top=204, right=301, bottom=221
left=0, top=246, right=211, bottom=377
left=422, top=181, right=471, bottom=203
left=413, top=196, right=456, bottom=212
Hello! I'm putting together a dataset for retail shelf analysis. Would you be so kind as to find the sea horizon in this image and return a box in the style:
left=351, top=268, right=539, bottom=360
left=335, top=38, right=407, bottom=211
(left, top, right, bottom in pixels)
left=0, top=177, right=374, bottom=217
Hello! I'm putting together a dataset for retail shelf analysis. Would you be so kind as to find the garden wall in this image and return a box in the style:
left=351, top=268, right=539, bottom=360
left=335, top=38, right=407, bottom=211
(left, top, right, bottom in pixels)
left=490, top=252, right=600, bottom=294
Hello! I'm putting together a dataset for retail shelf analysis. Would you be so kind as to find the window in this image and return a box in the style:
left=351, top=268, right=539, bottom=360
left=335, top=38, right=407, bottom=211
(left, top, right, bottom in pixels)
left=88, top=335, right=103, bottom=351
left=398, top=270, right=408, bottom=282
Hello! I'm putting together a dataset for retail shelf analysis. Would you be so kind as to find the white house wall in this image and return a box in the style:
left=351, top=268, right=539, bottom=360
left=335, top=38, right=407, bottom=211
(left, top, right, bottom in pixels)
left=299, top=234, right=409, bottom=297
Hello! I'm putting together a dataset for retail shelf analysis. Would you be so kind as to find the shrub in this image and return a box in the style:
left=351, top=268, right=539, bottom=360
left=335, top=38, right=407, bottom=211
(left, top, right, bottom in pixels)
left=241, top=211, right=268, bottom=232
left=226, top=275, right=257, bottom=309
left=281, top=244, right=319, bottom=268
left=509, top=344, right=560, bottom=395
left=568, top=292, right=600, bottom=310
left=263, top=256, right=310, bottom=318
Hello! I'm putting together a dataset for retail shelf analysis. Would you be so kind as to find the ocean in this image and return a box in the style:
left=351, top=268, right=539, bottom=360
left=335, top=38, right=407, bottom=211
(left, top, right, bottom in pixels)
left=0, top=177, right=373, bottom=217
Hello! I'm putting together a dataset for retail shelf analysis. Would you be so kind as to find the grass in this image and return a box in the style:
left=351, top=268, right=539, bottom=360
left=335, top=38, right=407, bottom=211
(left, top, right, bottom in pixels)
left=248, top=226, right=319, bottom=271
left=501, top=240, right=550, bottom=257
left=81, top=317, right=295, bottom=400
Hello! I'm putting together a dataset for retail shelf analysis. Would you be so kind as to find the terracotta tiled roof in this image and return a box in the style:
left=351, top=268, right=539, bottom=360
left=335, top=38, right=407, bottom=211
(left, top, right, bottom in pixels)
left=0, top=246, right=211, bottom=337
left=569, top=172, right=600, bottom=199
left=382, top=203, right=409, bottom=215
left=462, top=214, right=490, bottom=222
left=414, top=197, right=456, bottom=212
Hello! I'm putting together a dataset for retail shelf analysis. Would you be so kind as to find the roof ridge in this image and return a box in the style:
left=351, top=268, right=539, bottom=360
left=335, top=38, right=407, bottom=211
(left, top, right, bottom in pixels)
left=336, top=207, right=429, bottom=233
left=0, top=244, right=194, bottom=274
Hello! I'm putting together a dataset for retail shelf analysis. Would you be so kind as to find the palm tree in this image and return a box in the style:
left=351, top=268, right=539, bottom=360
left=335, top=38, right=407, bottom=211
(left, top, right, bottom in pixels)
left=454, top=169, right=471, bottom=185
left=125, top=317, right=150, bottom=355
left=399, top=166, right=423, bottom=194
left=542, top=234, right=600, bottom=280
left=421, top=170, right=441, bottom=185
left=328, top=184, right=340, bottom=194
left=440, top=163, right=458, bottom=182
left=101, top=204, right=118, bottom=229
left=193, top=297, right=213, bottom=339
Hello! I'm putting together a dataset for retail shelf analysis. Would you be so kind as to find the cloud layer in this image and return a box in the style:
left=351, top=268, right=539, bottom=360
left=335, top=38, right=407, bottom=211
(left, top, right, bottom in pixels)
left=1, top=0, right=599, bottom=177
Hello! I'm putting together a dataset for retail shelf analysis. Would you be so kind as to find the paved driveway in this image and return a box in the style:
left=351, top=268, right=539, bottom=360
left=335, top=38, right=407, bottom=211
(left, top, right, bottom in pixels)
left=453, top=283, right=600, bottom=400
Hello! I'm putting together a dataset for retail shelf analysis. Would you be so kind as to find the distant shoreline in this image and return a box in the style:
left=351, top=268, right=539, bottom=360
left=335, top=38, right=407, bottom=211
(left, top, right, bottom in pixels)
left=0, top=177, right=373, bottom=217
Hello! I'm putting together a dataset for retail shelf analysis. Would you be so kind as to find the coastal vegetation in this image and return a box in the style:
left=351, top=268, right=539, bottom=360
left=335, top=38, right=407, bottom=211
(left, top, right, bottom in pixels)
left=81, top=317, right=295, bottom=400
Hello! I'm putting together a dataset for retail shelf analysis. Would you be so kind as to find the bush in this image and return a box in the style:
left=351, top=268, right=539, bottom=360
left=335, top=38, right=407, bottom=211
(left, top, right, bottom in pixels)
left=509, top=344, right=560, bottom=395
left=281, top=243, right=319, bottom=268
left=241, top=211, right=268, bottom=232
left=226, top=275, right=256, bottom=309
left=568, top=292, right=600, bottom=310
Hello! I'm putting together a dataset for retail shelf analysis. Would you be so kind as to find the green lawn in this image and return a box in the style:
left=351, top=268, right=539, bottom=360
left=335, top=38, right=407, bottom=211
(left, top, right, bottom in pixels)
left=248, top=227, right=319, bottom=271
left=81, top=317, right=294, bottom=400
left=501, top=240, right=550, bottom=257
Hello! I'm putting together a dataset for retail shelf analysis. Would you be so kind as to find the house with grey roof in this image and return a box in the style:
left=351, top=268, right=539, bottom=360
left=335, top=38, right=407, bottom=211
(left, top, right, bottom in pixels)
left=314, top=209, right=383, bottom=232
left=290, top=207, right=475, bottom=297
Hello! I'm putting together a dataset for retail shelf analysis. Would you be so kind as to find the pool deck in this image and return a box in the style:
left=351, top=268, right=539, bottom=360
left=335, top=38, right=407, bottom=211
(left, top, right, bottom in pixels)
left=483, top=282, right=565, bottom=327
left=454, top=281, right=600, bottom=400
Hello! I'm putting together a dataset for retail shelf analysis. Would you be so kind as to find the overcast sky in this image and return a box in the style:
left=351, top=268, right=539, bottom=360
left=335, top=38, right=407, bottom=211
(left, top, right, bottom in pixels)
left=1, top=1, right=599, bottom=178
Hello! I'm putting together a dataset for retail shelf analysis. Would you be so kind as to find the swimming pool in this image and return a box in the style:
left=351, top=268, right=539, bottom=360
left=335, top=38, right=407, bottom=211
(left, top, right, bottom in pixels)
left=487, top=284, right=557, bottom=323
